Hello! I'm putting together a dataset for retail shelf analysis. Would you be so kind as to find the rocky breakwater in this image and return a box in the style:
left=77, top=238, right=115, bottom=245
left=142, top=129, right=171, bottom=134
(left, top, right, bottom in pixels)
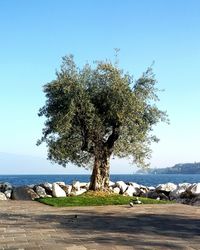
left=0, top=180, right=200, bottom=206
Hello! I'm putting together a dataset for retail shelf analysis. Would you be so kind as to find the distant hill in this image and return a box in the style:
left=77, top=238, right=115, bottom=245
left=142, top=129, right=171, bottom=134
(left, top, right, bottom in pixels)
left=136, top=162, right=200, bottom=174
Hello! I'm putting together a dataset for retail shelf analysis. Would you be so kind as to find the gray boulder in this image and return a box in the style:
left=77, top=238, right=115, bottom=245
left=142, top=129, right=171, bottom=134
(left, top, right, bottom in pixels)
left=128, top=182, right=141, bottom=189
left=139, top=185, right=149, bottom=195
left=3, top=182, right=13, bottom=191
left=148, top=186, right=155, bottom=191
left=169, top=183, right=190, bottom=199
left=35, top=186, right=47, bottom=198
left=156, top=183, right=177, bottom=194
left=146, top=190, right=169, bottom=200
left=0, top=183, right=4, bottom=192
left=4, top=190, right=12, bottom=199
left=146, top=191, right=160, bottom=199
left=186, top=183, right=200, bottom=196
left=113, top=187, right=120, bottom=194
left=124, top=185, right=140, bottom=196
left=52, top=183, right=66, bottom=197
left=79, top=182, right=89, bottom=189
left=180, top=191, right=192, bottom=199
left=12, top=186, right=39, bottom=200
left=190, top=195, right=200, bottom=206
left=176, top=197, right=191, bottom=204
left=0, top=192, right=7, bottom=200
left=72, top=188, right=87, bottom=196
left=158, top=192, right=169, bottom=200
left=109, top=181, right=116, bottom=188
left=59, top=184, right=72, bottom=195
left=72, top=181, right=81, bottom=191
left=115, top=181, right=128, bottom=193
left=0, top=182, right=12, bottom=192
left=56, top=181, right=65, bottom=186
left=40, top=182, right=53, bottom=195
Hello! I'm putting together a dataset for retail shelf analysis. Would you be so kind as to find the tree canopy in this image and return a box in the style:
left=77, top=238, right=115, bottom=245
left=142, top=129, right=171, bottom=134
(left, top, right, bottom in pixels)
left=38, top=55, right=167, bottom=190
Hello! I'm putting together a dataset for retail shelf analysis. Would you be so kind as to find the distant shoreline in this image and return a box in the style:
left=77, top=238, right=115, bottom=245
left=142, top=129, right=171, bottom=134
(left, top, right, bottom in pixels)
left=137, top=163, right=200, bottom=174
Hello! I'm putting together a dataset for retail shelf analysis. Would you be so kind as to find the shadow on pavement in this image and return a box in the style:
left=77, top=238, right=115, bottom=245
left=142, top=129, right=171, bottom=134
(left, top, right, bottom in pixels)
left=1, top=208, right=200, bottom=249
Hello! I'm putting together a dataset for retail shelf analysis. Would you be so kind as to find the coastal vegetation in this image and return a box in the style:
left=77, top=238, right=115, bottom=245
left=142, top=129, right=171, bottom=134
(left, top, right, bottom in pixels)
left=38, top=54, right=167, bottom=191
left=37, top=192, right=172, bottom=207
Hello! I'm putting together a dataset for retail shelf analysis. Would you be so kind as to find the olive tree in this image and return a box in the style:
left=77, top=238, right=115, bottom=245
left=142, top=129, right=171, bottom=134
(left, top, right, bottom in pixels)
left=38, top=55, right=167, bottom=190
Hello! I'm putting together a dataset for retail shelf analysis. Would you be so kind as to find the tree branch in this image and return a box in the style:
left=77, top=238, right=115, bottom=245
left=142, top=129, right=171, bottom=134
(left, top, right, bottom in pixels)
left=105, top=126, right=120, bottom=149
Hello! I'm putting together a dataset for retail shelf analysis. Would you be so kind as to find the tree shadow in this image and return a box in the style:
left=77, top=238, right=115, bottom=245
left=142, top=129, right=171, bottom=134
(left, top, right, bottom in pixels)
left=0, top=208, right=200, bottom=249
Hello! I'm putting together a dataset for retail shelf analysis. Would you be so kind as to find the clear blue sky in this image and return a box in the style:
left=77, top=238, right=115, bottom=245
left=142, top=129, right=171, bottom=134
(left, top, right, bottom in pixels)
left=0, top=0, right=200, bottom=174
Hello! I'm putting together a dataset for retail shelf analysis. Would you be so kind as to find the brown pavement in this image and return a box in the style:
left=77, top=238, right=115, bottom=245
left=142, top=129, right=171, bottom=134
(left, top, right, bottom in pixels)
left=0, top=201, right=199, bottom=250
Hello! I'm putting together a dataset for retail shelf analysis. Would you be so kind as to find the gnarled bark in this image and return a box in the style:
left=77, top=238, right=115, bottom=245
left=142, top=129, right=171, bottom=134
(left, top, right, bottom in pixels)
left=89, top=126, right=119, bottom=191
left=89, top=153, right=110, bottom=191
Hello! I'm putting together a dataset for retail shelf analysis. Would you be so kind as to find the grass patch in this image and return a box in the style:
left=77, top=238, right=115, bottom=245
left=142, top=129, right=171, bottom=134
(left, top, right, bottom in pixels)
left=37, top=191, right=174, bottom=207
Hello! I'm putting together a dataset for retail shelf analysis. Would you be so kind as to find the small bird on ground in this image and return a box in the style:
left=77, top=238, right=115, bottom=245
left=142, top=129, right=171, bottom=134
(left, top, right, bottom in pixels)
left=129, top=202, right=134, bottom=207
left=129, top=197, right=142, bottom=207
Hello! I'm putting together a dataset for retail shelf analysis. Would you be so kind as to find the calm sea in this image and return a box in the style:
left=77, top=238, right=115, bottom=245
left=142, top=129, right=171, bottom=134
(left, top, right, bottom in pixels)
left=0, top=174, right=200, bottom=187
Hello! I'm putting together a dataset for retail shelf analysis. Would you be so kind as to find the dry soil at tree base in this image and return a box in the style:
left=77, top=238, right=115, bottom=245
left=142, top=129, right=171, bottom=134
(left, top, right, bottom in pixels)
left=0, top=201, right=199, bottom=249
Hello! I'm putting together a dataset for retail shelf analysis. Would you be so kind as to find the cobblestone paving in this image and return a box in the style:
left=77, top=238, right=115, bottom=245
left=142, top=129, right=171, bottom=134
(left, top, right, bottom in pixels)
left=0, top=201, right=199, bottom=249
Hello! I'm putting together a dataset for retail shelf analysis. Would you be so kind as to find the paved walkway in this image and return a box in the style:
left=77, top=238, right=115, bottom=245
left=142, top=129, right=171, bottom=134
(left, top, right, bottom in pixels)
left=0, top=201, right=199, bottom=249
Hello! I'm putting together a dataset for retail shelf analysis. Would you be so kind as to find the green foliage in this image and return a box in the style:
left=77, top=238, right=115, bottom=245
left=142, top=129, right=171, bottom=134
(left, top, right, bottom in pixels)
left=38, top=54, right=167, bottom=169
left=37, top=193, right=173, bottom=207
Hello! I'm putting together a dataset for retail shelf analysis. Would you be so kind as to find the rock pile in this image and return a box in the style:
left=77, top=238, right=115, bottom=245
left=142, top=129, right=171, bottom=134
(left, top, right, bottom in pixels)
left=0, top=180, right=200, bottom=205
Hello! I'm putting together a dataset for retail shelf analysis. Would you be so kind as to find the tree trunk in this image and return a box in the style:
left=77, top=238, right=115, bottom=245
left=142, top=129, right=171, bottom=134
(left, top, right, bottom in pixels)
left=89, top=152, right=110, bottom=191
